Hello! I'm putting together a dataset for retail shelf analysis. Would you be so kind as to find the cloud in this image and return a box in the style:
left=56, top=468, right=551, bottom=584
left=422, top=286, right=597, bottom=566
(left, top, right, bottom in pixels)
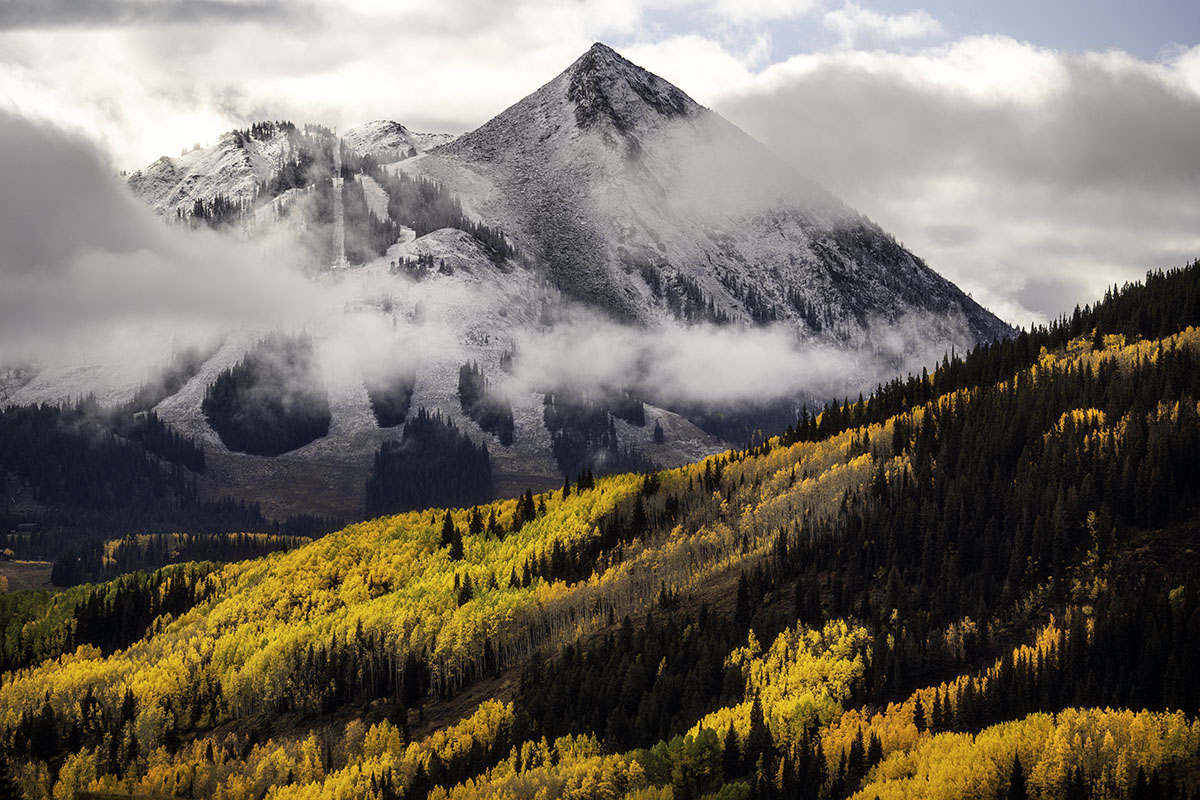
left=716, top=37, right=1200, bottom=322
left=0, top=0, right=642, bottom=170
left=512, top=309, right=973, bottom=407
left=620, top=34, right=760, bottom=104
left=822, top=2, right=943, bottom=50
left=0, top=110, right=325, bottom=369
left=706, top=0, right=819, bottom=25
left=0, top=0, right=299, bottom=30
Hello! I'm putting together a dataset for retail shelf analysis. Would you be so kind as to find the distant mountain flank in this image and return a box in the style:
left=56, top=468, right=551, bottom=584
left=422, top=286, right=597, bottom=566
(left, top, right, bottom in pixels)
left=127, top=119, right=454, bottom=219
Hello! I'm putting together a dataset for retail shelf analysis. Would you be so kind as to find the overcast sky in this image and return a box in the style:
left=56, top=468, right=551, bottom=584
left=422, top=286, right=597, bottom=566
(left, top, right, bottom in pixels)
left=1, top=0, right=1198, bottom=325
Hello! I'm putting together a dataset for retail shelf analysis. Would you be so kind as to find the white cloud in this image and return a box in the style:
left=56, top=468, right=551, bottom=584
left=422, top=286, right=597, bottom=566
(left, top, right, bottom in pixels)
left=823, top=1, right=943, bottom=50
left=0, top=110, right=328, bottom=371
left=706, top=0, right=820, bottom=25
left=620, top=35, right=760, bottom=105
left=0, top=0, right=645, bottom=169
left=1177, top=43, right=1200, bottom=94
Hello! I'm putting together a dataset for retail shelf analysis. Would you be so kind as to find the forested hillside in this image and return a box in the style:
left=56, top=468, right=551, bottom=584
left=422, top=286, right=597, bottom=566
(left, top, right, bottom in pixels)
left=3, top=263, right=1200, bottom=799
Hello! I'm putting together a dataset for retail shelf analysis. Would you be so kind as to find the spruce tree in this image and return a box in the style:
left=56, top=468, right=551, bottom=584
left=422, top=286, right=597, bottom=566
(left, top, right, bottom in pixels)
left=1008, top=754, right=1028, bottom=800
left=913, top=696, right=927, bottom=732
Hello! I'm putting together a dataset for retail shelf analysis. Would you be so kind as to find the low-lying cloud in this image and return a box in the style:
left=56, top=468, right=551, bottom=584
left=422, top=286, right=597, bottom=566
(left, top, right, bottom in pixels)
left=0, top=110, right=326, bottom=372
left=512, top=309, right=971, bottom=407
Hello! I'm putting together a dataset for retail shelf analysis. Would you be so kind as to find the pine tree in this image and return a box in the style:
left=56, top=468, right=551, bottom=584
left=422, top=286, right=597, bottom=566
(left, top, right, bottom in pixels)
left=866, top=732, right=883, bottom=767
left=847, top=727, right=865, bottom=785
left=723, top=724, right=741, bottom=779
left=1008, top=754, right=1028, bottom=800
left=913, top=696, right=927, bottom=732
left=457, top=573, right=473, bottom=606
left=746, top=696, right=772, bottom=769
left=736, top=573, right=752, bottom=630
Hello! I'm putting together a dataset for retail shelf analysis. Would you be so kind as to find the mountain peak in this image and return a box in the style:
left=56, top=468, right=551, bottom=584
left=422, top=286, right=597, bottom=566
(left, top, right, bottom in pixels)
left=342, top=120, right=455, bottom=159
left=565, top=42, right=700, bottom=134
left=573, top=42, right=626, bottom=72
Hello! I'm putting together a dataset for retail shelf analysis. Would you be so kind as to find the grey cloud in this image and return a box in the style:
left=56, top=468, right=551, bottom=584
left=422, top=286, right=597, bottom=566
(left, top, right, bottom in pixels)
left=0, top=112, right=167, bottom=275
left=0, top=110, right=323, bottom=364
left=0, top=0, right=302, bottom=30
left=1017, top=275, right=1094, bottom=321
left=717, top=48, right=1200, bottom=321
left=722, top=57, right=1200, bottom=195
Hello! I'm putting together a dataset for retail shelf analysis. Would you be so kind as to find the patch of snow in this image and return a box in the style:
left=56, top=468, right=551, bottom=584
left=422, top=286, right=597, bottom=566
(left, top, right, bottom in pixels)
left=358, top=174, right=389, bottom=221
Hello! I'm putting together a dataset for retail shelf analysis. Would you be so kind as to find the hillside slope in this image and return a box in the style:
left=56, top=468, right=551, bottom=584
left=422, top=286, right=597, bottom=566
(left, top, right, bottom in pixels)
left=2, top=261, right=1199, bottom=799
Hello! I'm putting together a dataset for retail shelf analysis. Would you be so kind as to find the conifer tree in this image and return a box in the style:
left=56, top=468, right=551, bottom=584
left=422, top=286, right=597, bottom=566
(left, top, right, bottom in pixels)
left=1007, top=754, right=1028, bottom=800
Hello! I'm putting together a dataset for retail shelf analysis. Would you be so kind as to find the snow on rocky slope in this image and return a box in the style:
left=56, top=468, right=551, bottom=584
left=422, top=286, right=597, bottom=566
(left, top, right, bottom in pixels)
left=127, top=127, right=293, bottom=217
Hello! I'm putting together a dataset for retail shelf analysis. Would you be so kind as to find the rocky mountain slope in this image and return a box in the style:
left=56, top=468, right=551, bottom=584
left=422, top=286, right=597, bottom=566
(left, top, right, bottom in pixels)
left=417, top=43, right=1011, bottom=347
left=127, top=126, right=292, bottom=218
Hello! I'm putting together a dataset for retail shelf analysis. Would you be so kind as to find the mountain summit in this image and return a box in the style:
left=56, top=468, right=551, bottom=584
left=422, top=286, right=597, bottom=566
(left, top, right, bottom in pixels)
left=566, top=43, right=700, bottom=139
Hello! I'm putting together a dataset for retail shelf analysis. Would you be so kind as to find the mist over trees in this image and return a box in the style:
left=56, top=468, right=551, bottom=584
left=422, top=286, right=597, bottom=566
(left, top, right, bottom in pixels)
left=362, top=361, right=417, bottom=428
left=202, top=332, right=331, bottom=456
left=542, top=388, right=656, bottom=480
left=458, top=361, right=514, bottom=446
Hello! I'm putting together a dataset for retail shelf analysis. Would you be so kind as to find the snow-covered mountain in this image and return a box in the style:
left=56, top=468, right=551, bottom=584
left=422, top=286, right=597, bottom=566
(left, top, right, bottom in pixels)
left=414, top=43, right=1009, bottom=345
left=127, top=120, right=455, bottom=220
left=8, top=43, right=1015, bottom=521
left=341, top=120, right=456, bottom=162
left=127, top=126, right=294, bottom=218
